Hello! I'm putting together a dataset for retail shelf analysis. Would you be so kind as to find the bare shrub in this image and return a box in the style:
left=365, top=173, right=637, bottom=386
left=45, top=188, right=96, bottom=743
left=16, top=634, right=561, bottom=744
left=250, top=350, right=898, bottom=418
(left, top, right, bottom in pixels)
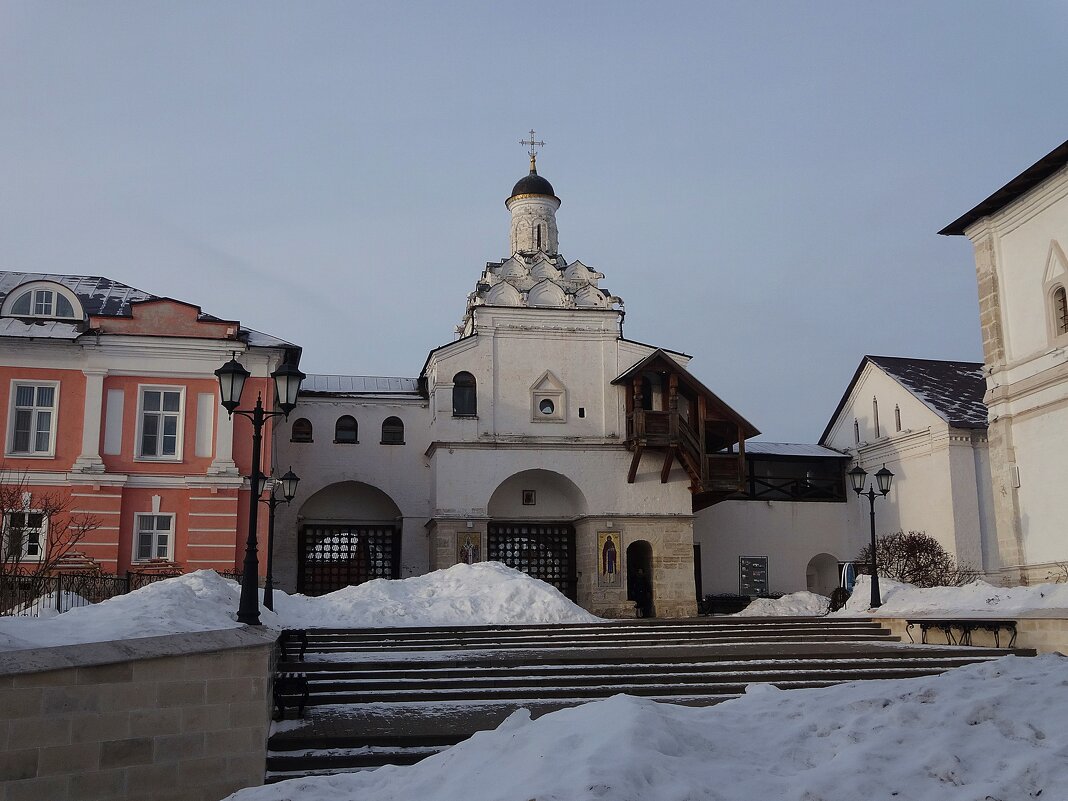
left=855, top=530, right=976, bottom=588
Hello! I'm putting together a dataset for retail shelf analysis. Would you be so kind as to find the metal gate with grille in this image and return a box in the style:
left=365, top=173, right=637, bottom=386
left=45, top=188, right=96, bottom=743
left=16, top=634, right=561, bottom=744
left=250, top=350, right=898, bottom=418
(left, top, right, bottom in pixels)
left=297, top=525, right=400, bottom=596
left=487, top=522, right=577, bottom=600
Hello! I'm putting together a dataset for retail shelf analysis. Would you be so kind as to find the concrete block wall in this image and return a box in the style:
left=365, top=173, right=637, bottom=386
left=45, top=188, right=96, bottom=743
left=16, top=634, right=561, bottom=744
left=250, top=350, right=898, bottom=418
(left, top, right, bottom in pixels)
left=0, top=627, right=277, bottom=801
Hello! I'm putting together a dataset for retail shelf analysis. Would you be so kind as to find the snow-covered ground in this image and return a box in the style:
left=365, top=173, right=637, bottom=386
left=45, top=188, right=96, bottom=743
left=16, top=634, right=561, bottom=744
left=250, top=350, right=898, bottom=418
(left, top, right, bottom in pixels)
left=729, top=575, right=1068, bottom=619
left=225, top=654, right=1068, bottom=801
left=0, top=563, right=600, bottom=652
left=837, top=575, right=1068, bottom=618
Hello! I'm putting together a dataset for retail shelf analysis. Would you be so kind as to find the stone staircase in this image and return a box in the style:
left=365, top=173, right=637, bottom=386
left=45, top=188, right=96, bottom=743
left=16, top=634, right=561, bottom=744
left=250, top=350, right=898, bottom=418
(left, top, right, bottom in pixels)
left=266, top=616, right=1026, bottom=783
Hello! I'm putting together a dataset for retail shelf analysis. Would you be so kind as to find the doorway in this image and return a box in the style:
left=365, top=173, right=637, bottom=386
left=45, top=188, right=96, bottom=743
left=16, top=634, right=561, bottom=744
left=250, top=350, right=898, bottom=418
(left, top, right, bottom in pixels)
left=626, top=540, right=654, bottom=618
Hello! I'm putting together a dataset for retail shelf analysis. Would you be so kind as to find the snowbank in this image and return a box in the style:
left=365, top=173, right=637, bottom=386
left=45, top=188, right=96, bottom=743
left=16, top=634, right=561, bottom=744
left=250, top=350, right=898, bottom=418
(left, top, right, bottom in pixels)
left=0, top=562, right=599, bottom=651
left=226, top=654, right=1067, bottom=801
left=732, top=590, right=829, bottom=617
left=273, top=562, right=600, bottom=629
left=836, top=574, right=1068, bottom=617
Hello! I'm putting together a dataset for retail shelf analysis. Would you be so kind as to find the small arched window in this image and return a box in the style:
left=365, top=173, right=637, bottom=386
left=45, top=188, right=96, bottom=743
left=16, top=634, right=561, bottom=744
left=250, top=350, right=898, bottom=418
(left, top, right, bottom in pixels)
left=452, top=372, right=477, bottom=417
left=1054, top=286, right=1068, bottom=336
left=381, top=416, right=404, bottom=445
left=291, top=418, right=313, bottom=443
left=5, top=284, right=80, bottom=320
left=894, top=405, right=902, bottom=432
left=853, top=418, right=860, bottom=445
left=334, top=416, right=358, bottom=444
left=872, top=397, right=880, bottom=438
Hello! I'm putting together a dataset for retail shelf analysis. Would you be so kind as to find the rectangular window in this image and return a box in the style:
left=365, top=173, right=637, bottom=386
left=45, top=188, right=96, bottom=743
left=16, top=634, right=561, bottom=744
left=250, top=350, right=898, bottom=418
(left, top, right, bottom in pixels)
left=138, top=387, right=184, bottom=459
left=3, top=511, right=46, bottom=561
left=8, top=382, right=58, bottom=456
left=33, top=290, right=53, bottom=317
left=135, top=514, right=174, bottom=561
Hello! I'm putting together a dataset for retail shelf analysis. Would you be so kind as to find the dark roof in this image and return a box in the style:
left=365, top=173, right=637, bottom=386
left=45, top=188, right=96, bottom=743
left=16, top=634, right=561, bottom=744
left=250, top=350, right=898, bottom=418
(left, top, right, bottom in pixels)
left=820, top=355, right=987, bottom=443
left=0, top=271, right=298, bottom=350
left=509, top=169, right=557, bottom=201
left=939, top=138, right=1068, bottom=235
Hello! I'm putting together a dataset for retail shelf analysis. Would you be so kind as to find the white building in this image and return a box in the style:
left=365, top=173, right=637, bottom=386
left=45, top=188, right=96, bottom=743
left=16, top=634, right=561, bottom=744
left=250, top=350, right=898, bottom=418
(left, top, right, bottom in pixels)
left=273, top=154, right=758, bottom=618
left=941, top=138, right=1068, bottom=584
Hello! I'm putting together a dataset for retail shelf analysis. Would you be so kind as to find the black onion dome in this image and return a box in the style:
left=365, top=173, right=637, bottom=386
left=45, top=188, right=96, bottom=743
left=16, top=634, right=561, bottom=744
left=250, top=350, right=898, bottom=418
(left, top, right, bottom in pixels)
left=509, top=170, right=557, bottom=200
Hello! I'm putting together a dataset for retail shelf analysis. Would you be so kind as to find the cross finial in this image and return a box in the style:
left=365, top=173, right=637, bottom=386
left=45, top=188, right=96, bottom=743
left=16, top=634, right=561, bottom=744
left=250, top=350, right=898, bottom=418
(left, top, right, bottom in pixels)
left=520, top=129, right=545, bottom=173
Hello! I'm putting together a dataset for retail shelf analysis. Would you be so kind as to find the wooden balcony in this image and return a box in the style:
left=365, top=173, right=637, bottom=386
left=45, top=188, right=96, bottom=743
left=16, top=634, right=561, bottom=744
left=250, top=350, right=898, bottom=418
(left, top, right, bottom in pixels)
left=615, top=349, right=759, bottom=511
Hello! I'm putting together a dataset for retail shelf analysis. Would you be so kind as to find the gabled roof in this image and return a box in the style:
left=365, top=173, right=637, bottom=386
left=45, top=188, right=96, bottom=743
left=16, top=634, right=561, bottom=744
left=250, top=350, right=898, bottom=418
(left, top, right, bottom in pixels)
left=820, top=355, right=987, bottom=443
left=939, top=138, right=1068, bottom=236
left=612, top=348, right=760, bottom=438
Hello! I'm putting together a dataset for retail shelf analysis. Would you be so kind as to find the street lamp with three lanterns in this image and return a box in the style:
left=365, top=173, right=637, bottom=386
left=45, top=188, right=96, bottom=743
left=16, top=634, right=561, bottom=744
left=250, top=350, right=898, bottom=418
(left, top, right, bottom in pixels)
left=215, top=354, right=305, bottom=625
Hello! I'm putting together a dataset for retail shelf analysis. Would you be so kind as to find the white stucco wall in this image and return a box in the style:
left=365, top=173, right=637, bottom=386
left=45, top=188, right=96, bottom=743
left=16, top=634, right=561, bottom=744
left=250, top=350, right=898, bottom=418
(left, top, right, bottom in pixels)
left=694, top=499, right=856, bottom=596
left=965, top=163, right=1068, bottom=577
left=822, top=361, right=993, bottom=572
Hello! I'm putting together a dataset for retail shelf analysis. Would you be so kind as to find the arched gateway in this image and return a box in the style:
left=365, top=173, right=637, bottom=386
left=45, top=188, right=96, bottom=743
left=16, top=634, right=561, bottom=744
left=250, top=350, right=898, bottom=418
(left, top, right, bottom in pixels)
left=486, top=470, right=588, bottom=600
left=296, top=481, right=402, bottom=595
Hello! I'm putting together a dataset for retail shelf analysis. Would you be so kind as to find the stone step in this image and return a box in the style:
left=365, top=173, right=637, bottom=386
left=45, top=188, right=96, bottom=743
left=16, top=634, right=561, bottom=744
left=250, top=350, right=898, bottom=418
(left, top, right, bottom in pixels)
left=268, top=620, right=1030, bottom=779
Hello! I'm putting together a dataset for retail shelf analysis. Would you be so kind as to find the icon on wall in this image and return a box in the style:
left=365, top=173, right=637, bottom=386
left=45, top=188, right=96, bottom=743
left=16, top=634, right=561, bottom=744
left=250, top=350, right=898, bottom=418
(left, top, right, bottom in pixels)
left=597, top=531, right=621, bottom=587
left=457, top=532, right=481, bottom=565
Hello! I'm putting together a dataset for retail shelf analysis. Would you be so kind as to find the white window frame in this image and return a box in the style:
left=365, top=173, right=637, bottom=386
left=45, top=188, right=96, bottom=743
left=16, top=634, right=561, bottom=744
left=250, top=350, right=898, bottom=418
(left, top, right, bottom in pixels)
left=6, top=380, right=59, bottom=458
left=1, top=281, right=82, bottom=321
left=2, top=510, right=47, bottom=562
left=133, top=512, right=175, bottom=562
left=136, top=385, right=185, bottom=461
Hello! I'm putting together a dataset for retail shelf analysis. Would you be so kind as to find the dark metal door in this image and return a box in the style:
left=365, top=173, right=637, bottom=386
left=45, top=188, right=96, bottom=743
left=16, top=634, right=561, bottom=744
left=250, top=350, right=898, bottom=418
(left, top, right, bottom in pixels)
left=487, top=522, right=577, bottom=600
left=297, top=525, right=400, bottom=596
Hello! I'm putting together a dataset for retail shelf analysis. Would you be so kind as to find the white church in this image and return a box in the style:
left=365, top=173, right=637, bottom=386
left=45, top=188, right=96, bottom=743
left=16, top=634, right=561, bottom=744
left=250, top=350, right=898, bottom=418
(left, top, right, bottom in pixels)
left=272, top=136, right=1068, bottom=615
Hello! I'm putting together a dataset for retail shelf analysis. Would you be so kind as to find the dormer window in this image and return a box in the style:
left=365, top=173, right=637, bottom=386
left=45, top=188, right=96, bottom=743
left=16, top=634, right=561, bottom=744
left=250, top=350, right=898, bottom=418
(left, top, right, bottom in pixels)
left=3, top=282, right=82, bottom=321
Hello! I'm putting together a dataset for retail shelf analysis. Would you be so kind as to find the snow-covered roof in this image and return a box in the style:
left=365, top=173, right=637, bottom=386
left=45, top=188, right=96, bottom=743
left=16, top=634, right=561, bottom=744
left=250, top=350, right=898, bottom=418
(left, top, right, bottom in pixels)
left=301, top=374, right=421, bottom=395
left=0, top=271, right=297, bottom=350
left=821, top=355, right=988, bottom=444
left=742, top=442, right=847, bottom=458
left=867, top=356, right=987, bottom=429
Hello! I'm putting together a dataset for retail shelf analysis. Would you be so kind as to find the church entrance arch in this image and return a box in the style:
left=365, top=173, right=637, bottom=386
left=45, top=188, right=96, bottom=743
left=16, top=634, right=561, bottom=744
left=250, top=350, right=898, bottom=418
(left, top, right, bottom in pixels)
left=486, top=470, right=587, bottom=601
left=626, top=540, right=654, bottom=618
left=296, top=481, right=402, bottom=596
left=806, top=552, right=839, bottom=597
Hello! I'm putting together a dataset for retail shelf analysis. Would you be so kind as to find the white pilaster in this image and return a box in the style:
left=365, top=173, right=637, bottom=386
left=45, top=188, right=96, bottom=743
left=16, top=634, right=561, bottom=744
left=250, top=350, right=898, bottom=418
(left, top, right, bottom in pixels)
left=208, top=403, right=239, bottom=475
left=72, top=369, right=107, bottom=473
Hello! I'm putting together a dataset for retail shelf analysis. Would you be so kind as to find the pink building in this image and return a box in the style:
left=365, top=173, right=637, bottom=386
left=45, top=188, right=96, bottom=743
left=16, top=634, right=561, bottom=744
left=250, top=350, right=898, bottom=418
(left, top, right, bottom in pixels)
left=0, top=272, right=299, bottom=576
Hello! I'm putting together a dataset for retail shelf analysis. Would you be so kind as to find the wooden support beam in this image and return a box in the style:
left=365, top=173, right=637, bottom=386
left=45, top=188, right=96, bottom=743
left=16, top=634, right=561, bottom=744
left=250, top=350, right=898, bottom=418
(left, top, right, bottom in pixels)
left=660, top=449, right=675, bottom=483
left=627, top=446, right=643, bottom=484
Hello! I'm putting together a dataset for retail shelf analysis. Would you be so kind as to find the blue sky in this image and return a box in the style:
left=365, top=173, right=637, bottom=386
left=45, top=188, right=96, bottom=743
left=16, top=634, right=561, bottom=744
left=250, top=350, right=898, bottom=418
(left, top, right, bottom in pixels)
left=3, top=2, right=1066, bottom=441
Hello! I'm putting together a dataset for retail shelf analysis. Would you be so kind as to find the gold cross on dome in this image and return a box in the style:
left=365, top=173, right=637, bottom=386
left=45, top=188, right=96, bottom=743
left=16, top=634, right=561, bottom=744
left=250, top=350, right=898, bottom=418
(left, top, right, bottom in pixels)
left=520, top=129, right=545, bottom=158
left=520, top=130, right=545, bottom=171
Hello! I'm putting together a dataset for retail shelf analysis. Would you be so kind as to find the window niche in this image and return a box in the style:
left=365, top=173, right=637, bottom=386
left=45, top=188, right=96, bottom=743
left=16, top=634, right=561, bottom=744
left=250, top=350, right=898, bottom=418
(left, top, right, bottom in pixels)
left=531, top=371, right=566, bottom=423
left=291, top=418, right=314, bottom=443
left=452, top=372, right=477, bottom=417
left=334, top=416, right=357, bottom=444
left=381, top=416, right=404, bottom=444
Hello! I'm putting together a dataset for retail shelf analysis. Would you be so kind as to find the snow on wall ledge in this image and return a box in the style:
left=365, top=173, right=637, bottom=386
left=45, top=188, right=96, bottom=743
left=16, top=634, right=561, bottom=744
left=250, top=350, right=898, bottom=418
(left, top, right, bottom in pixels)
left=224, top=654, right=1068, bottom=801
left=0, top=563, right=601, bottom=653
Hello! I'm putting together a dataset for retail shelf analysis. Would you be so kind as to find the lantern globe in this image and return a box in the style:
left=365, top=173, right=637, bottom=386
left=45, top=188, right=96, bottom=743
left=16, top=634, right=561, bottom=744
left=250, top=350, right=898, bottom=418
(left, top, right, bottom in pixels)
left=875, top=465, right=894, bottom=495
left=215, top=357, right=250, bottom=414
left=848, top=464, right=867, bottom=494
left=279, top=468, right=300, bottom=502
left=272, top=362, right=306, bottom=416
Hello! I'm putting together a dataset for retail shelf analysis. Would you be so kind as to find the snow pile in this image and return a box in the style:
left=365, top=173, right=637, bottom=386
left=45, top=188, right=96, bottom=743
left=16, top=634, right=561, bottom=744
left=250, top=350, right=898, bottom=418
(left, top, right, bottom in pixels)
left=0, top=570, right=248, bottom=651
left=226, top=654, right=1067, bottom=801
left=0, top=562, right=599, bottom=651
left=274, top=562, right=600, bottom=628
left=837, top=574, right=1068, bottom=617
left=733, top=590, right=829, bottom=617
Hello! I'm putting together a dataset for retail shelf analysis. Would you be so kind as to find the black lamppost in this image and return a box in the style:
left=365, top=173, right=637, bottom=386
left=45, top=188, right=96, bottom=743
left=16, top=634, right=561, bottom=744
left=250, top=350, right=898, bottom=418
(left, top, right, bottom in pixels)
left=215, top=355, right=305, bottom=625
left=848, top=463, right=894, bottom=609
left=258, top=468, right=299, bottom=612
